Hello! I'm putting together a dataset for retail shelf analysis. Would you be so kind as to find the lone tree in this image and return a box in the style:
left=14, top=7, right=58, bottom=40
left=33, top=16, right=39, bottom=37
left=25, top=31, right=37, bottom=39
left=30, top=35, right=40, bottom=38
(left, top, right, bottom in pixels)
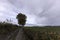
left=16, top=13, right=27, bottom=27
left=16, top=13, right=27, bottom=40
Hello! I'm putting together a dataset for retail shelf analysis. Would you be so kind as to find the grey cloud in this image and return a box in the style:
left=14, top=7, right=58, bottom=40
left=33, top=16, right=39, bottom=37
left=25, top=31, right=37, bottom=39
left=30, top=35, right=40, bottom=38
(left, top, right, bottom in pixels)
left=0, top=0, right=18, bottom=23
left=8, top=0, right=60, bottom=25
left=0, top=0, right=60, bottom=25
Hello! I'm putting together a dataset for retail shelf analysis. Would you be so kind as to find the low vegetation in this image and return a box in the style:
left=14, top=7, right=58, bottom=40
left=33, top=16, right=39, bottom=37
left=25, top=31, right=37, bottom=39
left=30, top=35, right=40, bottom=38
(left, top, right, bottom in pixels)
left=0, top=22, right=60, bottom=40
left=24, top=27, right=60, bottom=40
left=0, top=22, right=19, bottom=34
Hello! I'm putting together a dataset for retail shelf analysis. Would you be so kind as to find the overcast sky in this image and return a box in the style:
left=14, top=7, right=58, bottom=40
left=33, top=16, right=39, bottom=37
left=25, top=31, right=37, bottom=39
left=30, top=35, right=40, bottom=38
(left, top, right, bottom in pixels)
left=0, top=0, right=60, bottom=26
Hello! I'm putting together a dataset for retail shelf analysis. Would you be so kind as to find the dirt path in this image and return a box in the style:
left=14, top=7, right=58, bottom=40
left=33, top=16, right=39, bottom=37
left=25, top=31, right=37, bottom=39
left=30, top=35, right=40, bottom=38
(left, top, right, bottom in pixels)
left=16, top=28, right=25, bottom=40
left=0, top=28, right=25, bottom=40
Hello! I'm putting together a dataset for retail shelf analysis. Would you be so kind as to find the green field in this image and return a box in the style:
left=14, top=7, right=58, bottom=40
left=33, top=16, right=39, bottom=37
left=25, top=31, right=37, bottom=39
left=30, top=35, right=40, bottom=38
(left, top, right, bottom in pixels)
left=24, top=27, right=60, bottom=32
left=24, top=27, right=60, bottom=40
left=0, top=22, right=60, bottom=40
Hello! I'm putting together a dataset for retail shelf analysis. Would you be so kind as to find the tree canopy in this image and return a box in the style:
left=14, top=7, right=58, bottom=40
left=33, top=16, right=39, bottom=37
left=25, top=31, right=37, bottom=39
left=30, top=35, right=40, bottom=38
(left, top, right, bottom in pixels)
left=16, top=13, right=27, bottom=26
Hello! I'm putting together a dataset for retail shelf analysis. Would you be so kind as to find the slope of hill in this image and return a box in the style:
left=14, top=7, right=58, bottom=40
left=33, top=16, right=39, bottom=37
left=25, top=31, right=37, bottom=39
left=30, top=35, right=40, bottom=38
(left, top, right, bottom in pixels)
left=0, top=22, right=60, bottom=40
left=0, top=22, right=19, bottom=34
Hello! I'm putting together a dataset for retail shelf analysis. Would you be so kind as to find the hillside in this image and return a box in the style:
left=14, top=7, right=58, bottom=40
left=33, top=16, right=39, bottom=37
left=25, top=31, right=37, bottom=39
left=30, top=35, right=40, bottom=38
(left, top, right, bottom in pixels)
left=0, top=22, right=19, bottom=34
left=0, top=22, right=60, bottom=40
left=24, top=27, right=60, bottom=40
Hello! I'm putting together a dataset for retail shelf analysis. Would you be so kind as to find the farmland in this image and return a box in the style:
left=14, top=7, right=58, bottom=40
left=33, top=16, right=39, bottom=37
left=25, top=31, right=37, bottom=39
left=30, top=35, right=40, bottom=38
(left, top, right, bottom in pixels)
left=24, top=27, right=60, bottom=40
left=0, top=22, right=60, bottom=40
left=25, top=27, right=60, bottom=32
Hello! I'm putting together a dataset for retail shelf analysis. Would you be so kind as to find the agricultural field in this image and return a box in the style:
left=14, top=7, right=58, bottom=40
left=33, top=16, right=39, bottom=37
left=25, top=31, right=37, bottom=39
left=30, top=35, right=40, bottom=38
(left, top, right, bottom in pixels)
left=0, top=22, right=60, bottom=40
left=24, top=27, right=60, bottom=40
left=24, top=27, right=60, bottom=32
